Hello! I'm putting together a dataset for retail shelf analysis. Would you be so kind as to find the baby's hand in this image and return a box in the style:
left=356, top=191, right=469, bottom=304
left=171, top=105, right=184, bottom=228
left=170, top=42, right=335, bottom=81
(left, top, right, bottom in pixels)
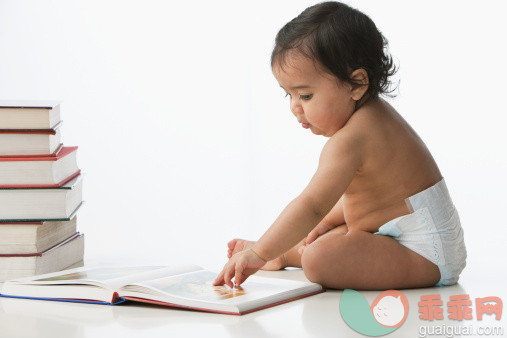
left=299, top=222, right=338, bottom=254
left=213, top=249, right=267, bottom=288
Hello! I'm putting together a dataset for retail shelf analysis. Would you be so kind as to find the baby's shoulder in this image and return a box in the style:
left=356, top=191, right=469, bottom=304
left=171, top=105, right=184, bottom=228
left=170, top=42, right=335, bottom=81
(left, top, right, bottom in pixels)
left=325, top=99, right=400, bottom=164
left=324, top=116, right=372, bottom=161
left=342, top=98, right=398, bottom=142
left=328, top=102, right=383, bottom=145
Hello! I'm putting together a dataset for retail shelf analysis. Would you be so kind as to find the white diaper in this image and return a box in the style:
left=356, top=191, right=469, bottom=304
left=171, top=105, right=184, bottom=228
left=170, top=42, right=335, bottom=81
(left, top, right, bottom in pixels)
left=374, top=178, right=467, bottom=286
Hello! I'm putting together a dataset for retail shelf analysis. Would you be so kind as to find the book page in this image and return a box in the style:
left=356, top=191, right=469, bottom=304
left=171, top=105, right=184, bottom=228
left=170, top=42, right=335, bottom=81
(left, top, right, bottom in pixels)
left=127, top=270, right=318, bottom=304
left=105, top=264, right=203, bottom=289
left=6, top=264, right=203, bottom=290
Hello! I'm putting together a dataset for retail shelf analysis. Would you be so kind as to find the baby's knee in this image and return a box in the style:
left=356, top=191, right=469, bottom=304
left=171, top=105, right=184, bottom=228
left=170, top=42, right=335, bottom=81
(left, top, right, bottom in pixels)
left=301, top=245, right=321, bottom=283
left=301, top=235, right=347, bottom=283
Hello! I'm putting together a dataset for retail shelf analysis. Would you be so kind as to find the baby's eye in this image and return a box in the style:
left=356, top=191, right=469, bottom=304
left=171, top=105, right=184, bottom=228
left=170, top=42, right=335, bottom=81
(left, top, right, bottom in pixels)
left=300, top=94, right=312, bottom=100
left=284, top=93, right=291, bottom=98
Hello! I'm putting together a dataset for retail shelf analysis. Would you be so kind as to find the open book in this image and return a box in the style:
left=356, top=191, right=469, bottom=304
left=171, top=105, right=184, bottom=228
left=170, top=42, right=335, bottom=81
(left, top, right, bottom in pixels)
left=0, top=265, right=324, bottom=315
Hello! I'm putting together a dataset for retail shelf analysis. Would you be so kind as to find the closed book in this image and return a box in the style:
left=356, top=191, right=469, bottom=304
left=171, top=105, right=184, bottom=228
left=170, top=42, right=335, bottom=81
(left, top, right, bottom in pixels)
left=0, top=233, right=84, bottom=282
left=0, top=264, right=324, bottom=314
left=0, top=121, right=62, bottom=156
left=0, top=146, right=80, bottom=187
left=0, top=174, right=83, bottom=221
left=0, top=100, right=61, bottom=129
left=0, top=216, right=77, bottom=254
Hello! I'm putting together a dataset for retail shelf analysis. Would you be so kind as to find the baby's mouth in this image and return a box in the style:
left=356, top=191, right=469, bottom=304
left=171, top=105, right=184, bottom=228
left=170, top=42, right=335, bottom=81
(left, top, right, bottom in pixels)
left=302, top=123, right=311, bottom=129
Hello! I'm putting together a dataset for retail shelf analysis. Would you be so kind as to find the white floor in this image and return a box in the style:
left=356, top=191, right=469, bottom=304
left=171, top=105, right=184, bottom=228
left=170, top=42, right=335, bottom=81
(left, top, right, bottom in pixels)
left=1, top=256, right=506, bottom=338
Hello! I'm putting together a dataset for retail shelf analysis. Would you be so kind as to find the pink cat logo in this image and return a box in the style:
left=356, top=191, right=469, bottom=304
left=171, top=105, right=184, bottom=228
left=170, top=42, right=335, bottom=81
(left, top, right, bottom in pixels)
left=371, top=290, right=409, bottom=327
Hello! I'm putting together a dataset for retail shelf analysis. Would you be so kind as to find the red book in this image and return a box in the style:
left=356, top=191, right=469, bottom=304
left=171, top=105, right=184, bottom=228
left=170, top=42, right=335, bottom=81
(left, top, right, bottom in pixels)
left=0, top=146, right=80, bottom=187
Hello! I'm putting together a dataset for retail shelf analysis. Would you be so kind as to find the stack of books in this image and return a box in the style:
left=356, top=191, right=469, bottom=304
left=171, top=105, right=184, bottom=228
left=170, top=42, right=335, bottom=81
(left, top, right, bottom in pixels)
left=0, top=101, right=84, bottom=282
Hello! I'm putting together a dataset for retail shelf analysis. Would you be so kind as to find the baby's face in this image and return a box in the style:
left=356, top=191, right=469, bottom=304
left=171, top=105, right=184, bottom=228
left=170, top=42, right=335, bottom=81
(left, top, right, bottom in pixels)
left=272, top=52, right=357, bottom=137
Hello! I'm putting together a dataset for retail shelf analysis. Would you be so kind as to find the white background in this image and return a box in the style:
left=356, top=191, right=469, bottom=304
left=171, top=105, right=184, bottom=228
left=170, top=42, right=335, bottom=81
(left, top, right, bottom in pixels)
left=0, top=0, right=505, bottom=273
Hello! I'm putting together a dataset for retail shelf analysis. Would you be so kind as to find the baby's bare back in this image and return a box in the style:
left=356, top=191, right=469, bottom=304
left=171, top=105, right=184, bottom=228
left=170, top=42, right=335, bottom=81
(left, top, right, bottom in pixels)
left=341, top=98, right=442, bottom=233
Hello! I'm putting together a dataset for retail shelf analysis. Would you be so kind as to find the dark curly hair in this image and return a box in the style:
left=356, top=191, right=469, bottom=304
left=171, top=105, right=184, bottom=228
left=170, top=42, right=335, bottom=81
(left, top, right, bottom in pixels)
left=271, top=1, right=398, bottom=105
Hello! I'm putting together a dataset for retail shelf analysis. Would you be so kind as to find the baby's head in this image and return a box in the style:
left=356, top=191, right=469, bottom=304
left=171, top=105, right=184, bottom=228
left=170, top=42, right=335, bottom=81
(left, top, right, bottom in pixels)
left=271, top=1, right=397, bottom=136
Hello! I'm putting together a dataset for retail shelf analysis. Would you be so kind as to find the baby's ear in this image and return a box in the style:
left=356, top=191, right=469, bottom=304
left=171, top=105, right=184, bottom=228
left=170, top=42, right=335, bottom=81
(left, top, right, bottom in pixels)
left=349, top=68, right=369, bottom=101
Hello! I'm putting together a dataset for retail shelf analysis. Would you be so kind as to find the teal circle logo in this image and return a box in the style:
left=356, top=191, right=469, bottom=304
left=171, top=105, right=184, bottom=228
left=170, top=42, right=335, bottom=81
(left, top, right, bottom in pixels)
left=340, top=289, right=409, bottom=336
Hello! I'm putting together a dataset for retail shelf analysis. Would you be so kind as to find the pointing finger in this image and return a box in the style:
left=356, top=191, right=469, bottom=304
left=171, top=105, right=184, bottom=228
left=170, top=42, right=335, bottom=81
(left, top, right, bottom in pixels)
left=223, top=263, right=234, bottom=288
left=213, top=267, right=225, bottom=286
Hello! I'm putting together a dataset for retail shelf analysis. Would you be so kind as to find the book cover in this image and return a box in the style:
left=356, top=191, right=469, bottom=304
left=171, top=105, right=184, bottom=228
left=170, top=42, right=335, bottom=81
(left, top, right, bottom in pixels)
left=0, top=100, right=61, bottom=109
left=0, top=170, right=81, bottom=189
left=0, top=121, right=62, bottom=135
left=0, top=143, right=63, bottom=158
left=0, top=146, right=77, bottom=162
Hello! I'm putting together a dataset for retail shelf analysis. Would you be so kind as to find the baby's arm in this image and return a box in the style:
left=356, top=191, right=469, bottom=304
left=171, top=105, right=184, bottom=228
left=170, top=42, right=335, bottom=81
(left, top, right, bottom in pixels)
left=252, top=129, right=364, bottom=262
left=213, top=128, right=365, bottom=287
left=304, top=196, right=346, bottom=246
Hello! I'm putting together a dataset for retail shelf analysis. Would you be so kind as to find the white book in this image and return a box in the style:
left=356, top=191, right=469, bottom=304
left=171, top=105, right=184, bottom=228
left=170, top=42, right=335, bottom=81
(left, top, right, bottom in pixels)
left=0, top=123, right=62, bottom=156
left=0, top=233, right=84, bottom=282
left=0, top=264, right=324, bottom=315
left=0, top=216, right=78, bottom=254
left=0, top=100, right=61, bottom=130
left=0, top=175, right=83, bottom=221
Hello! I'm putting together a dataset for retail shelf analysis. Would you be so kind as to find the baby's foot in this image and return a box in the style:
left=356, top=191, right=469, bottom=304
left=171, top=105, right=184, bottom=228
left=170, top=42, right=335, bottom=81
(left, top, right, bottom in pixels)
left=227, top=238, right=287, bottom=271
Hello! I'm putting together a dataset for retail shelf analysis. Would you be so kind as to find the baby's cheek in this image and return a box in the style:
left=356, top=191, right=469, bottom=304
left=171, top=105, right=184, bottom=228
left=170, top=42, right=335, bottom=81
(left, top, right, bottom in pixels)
left=305, top=111, right=324, bottom=127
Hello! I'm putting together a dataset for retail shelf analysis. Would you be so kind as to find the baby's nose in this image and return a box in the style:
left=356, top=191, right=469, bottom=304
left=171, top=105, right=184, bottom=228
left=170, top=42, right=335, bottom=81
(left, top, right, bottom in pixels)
left=291, top=106, right=304, bottom=118
left=290, top=99, right=304, bottom=116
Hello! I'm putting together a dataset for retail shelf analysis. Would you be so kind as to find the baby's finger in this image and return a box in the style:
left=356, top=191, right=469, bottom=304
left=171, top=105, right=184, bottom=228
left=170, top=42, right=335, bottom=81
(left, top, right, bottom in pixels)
left=234, top=261, right=245, bottom=286
left=223, top=263, right=235, bottom=288
left=213, top=269, right=225, bottom=286
left=298, top=245, right=306, bottom=255
left=227, top=239, right=238, bottom=251
left=306, top=231, right=317, bottom=245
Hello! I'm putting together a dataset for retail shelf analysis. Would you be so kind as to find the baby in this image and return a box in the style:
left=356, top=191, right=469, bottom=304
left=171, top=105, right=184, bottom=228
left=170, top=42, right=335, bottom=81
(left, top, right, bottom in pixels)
left=213, top=1, right=466, bottom=290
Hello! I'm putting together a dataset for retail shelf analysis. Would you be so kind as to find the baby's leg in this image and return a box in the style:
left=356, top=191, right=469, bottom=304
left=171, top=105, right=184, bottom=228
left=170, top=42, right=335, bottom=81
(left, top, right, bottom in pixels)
left=301, top=229, right=441, bottom=290
left=227, top=224, right=348, bottom=270
left=227, top=224, right=348, bottom=271
left=286, top=223, right=349, bottom=267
